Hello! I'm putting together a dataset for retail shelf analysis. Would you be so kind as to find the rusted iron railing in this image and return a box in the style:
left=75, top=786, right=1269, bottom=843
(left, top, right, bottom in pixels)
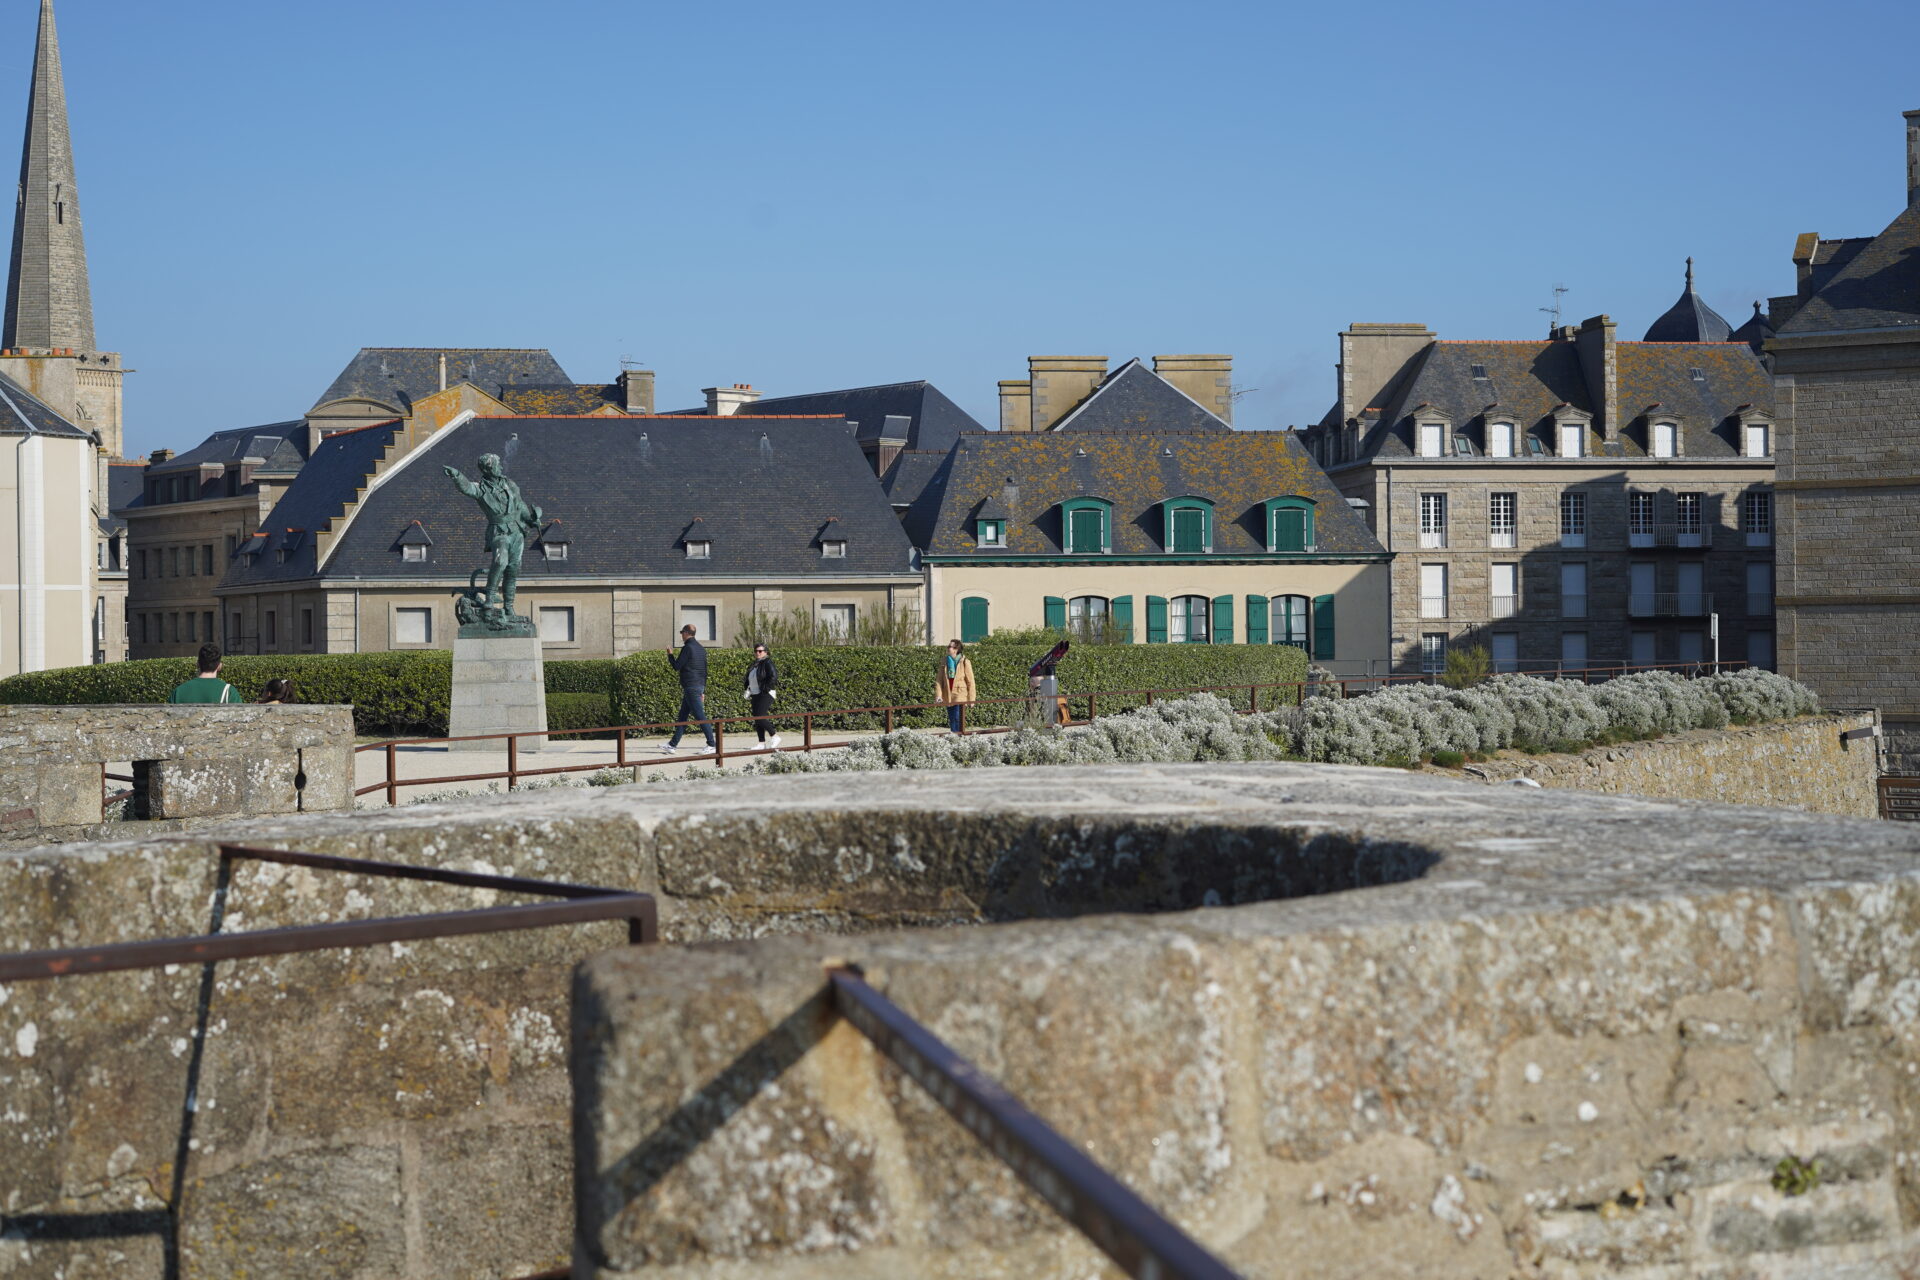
left=351, top=661, right=1748, bottom=804
left=828, top=964, right=1244, bottom=1280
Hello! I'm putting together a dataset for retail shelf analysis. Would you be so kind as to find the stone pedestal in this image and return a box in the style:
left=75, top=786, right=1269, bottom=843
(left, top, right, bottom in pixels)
left=449, top=631, right=547, bottom=749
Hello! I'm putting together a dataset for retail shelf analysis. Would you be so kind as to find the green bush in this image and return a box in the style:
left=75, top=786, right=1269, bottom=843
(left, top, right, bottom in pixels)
left=546, top=691, right=614, bottom=738
left=0, top=652, right=620, bottom=737
left=608, top=644, right=1311, bottom=734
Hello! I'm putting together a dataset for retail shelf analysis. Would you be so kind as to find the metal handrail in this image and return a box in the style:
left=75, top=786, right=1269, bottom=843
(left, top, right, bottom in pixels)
left=828, top=965, right=1242, bottom=1280
left=350, top=661, right=1753, bottom=803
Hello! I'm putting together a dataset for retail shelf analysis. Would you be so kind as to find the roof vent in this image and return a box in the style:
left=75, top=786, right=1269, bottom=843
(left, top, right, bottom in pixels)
left=1161, top=446, right=1174, bottom=457
left=637, top=432, right=651, bottom=464
left=760, top=433, right=773, bottom=465
left=1074, top=446, right=1088, bottom=457
left=1689, top=367, right=1706, bottom=381
left=1470, top=363, right=1488, bottom=379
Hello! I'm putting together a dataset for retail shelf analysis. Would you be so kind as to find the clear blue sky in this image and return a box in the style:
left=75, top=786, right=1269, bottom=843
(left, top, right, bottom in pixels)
left=29, top=0, right=1920, bottom=458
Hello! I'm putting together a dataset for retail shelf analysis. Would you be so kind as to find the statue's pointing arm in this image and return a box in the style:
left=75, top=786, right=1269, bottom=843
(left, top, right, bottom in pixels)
left=442, top=465, right=478, bottom=497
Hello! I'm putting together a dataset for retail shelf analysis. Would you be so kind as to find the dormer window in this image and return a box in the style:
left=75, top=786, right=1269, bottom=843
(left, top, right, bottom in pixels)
left=1162, top=497, right=1213, bottom=554
left=821, top=539, right=847, bottom=559
left=538, top=521, right=571, bottom=562
left=1419, top=422, right=1447, bottom=458
left=396, top=521, right=433, bottom=563
left=976, top=519, right=1005, bottom=548
left=1651, top=422, right=1679, bottom=458
left=1452, top=435, right=1478, bottom=457
left=1487, top=422, right=1516, bottom=458
left=685, top=540, right=711, bottom=560
left=1061, top=497, right=1112, bottom=554
left=1557, top=423, right=1586, bottom=458
left=1743, top=422, right=1771, bottom=458
left=1264, top=497, right=1316, bottom=552
left=544, top=542, right=570, bottom=561
left=402, top=544, right=427, bottom=563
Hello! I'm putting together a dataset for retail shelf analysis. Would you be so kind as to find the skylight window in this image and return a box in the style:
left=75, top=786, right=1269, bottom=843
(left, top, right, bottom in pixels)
left=1470, top=364, right=1488, bottom=379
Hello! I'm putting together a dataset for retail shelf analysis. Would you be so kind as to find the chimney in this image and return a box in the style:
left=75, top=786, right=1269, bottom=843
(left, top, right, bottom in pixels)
left=438, top=352, right=448, bottom=391
left=703, top=383, right=761, bottom=416
left=149, top=448, right=172, bottom=464
left=1336, top=325, right=1433, bottom=425
left=1906, top=109, right=1920, bottom=206
left=1152, top=355, right=1233, bottom=423
left=618, top=368, right=655, bottom=414
left=998, top=380, right=1032, bottom=432
left=1028, top=356, right=1107, bottom=431
left=1573, top=315, right=1617, bottom=437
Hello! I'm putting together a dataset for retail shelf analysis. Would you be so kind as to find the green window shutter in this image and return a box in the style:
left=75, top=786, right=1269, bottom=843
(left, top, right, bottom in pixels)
left=1211, top=594, right=1234, bottom=644
left=1110, top=595, right=1134, bottom=643
left=1312, top=593, right=1336, bottom=660
left=1145, top=595, right=1168, bottom=644
left=1246, top=594, right=1269, bottom=644
left=1043, top=596, right=1066, bottom=630
left=1273, top=507, right=1307, bottom=552
left=1172, top=507, right=1204, bottom=553
left=960, top=596, right=990, bottom=643
left=1067, top=506, right=1106, bottom=554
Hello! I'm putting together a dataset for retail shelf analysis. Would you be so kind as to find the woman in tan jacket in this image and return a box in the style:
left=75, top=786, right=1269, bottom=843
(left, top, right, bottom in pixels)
left=935, top=639, right=977, bottom=735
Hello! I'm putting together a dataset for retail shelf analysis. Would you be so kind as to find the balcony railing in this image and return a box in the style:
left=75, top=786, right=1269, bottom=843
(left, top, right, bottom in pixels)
left=1629, top=592, right=1714, bottom=618
left=1629, top=523, right=1708, bottom=549
left=1418, top=530, right=1447, bottom=549
left=1561, top=593, right=1587, bottom=619
left=1419, top=595, right=1448, bottom=619
left=1489, top=531, right=1517, bottom=549
left=1490, top=595, right=1518, bottom=619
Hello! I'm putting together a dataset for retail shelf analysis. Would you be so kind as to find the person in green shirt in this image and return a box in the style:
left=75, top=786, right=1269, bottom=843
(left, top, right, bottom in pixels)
left=169, top=644, right=239, bottom=704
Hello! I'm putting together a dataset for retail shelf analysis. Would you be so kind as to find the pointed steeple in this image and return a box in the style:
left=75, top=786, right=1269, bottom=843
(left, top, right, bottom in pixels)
left=5, top=0, right=95, bottom=351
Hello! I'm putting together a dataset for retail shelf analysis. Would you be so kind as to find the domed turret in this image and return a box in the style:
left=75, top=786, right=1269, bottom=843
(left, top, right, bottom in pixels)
left=1730, top=300, right=1774, bottom=353
left=1643, top=258, right=1734, bottom=342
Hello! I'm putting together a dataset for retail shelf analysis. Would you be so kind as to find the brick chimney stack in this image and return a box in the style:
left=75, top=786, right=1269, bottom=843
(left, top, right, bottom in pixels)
left=1152, top=355, right=1234, bottom=423
left=618, top=368, right=654, bottom=414
left=1574, top=315, right=1617, bottom=437
left=1028, top=356, right=1107, bottom=431
left=703, top=383, right=760, bottom=416
left=998, top=380, right=1032, bottom=432
left=1906, top=109, right=1920, bottom=206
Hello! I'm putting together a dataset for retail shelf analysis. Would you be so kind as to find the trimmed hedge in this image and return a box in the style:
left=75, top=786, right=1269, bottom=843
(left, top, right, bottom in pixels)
left=0, top=652, right=620, bottom=736
left=546, top=691, right=614, bottom=738
left=608, top=644, right=1312, bottom=734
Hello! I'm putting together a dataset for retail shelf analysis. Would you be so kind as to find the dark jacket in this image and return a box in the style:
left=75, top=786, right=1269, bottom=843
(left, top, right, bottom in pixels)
left=670, top=638, right=708, bottom=688
left=744, top=656, right=780, bottom=696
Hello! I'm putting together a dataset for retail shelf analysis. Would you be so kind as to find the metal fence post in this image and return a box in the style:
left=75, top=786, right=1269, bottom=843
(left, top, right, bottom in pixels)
left=803, top=712, right=813, bottom=751
left=507, top=735, right=519, bottom=791
left=386, top=741, right=398, bottom=807
left=715, top=717, right=726, bottom=766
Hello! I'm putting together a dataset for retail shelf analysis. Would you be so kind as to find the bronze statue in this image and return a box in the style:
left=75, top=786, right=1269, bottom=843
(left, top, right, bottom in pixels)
left=444, top=453, right=542, bottom=631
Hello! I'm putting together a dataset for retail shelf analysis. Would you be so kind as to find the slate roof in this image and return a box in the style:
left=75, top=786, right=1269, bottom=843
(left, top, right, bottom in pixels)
left=145, top=420, right=307, bottom=476
left=314, top=348, right=574, bottom=411
left=0, top=367, right=92, bottom=437
left=226, top=416, right=915, bottom=588
left=1642, top=260, right=1734, bottom=342
left=1051, top=358, right=1230, bottom=433
left=497, top=384, right=625, bottom=416
left=1315, top=337, right=1770, bottom=462
left=99, top=461, right=146, bottom=535
left=922, top=431, right=1382, bottom=558
left=887, top=447, right=959, bottom=550
left=707, top=381, right=984, bottom=453
left=1779, top=202, right=1920, bottom=334
left=1731, top=301, right=1774, bottom=352
left=221, top=421, right=404, bottom=588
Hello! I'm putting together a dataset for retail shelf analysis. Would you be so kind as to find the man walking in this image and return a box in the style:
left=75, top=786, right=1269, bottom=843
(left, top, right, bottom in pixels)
left=169, top=644, right=239, bottom=704
left=661, top=624, right=716, bottom=754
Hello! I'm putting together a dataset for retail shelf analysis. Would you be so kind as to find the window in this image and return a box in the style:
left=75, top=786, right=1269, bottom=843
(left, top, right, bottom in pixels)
left=168, top=613, right=179, bottom=643
left=1266, top=498, right=1315, bottom=552
left=1271, top=595, right=1310, bottom=649
left=1629, top=492, right=1656, bottom=546
left=1651, top=422, right=1678, bottom=458
left=1630, top=562, right=1656, bottom=617
left=202, top=545, right=213, bottom=575
left=225, top=534, right=236, bottom=560
left=821, top=540, right=847, bottom=559
left=1561, top=632, right=1588, bottom=672
left=543, top=542, right=568, bottom=561
left=1631, top=631, right=1657, bottom=667
left=1489, top=493, right=1516, bottom=548
left=1747, top=562, right=1774, bottom=617
left=183, top=612, right=194, bottom=643
left=392, top=607, right=430, bottom=646
left=1068, top=595, right=1109, bottom=641
left=276, top=549, right=288, bottom=565
left=1561, top=562, right=1587, bottom=618
left=1490, top=633, right=1518, bottom=673
left=976, top=519, right=1005, bottom=548
left=402, top=543, right=427, bottom=562
left=230, top=612, right=241, bottom=650
left=1169, top=504, right=1209, bottom=553
left=1743, top=490, right=1772, bottom=547
left=1168, top=595, right=1210, bottom=643
left=137, top=549, right=146, bottom=579
left=1490, top=563, right=1518, bottom=619
left=1420, top=563, right=1448, bottom=618
left=1676, top=562, right=1706, bottom=615
left=1748, top=629, right=1776, bottom=671
left=1452, top=435, right=1478, bottom=457
left=678, top=604, right=719, bottom=642
left=1677, top=631, right=1705, bottom=664
left=1488, top=422, right=1516, bottom=458
left=1743, top=422, right=1770, bottom=458
left=264, top=610, right=277, bottom=648
left=1419, top=423, right=1446, bottom=458
left=169, top=548, right=179, bottom=577
left=137, top=614, right=147, bottom=645
left=1559, top=491, right=1586, bottom=547
left=96, top=541, right=105, bottom=569
left=1421, top=633, right=1447, bottom=674
left=1557, top=422, right=1585, bottom=458
left=817, top=603, right=854, bottom=641
left=1063, top=498, right=1110, bottom=554
left=1675, top=493, right=1703, bottom=545
left=300, top=607, right=314, bottom=648
left=960, top=596, right=990, bottom=642
left=538, top=606, right=576, bottom=643
left=685, top=540, right=711, bottom=560
left=1418, top=493, right=1447, bottom=548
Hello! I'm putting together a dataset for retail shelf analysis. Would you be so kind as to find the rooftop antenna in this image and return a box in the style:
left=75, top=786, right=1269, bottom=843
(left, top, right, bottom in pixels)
left=1539, top=283, right=1569, bottom=330
left=619, top=354, right=645, bottom=371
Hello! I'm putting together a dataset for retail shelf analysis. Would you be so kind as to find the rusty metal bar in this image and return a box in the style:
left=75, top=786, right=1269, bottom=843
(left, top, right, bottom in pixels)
left=385, top=741, right=397, bottom=807
left=507, top=734, right=520, bottom=791
left=827, top=967, right=1242, bottom=1280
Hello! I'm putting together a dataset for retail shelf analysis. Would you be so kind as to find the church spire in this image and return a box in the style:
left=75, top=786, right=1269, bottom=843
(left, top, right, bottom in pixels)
left=5, top=0, right=95, bottom=351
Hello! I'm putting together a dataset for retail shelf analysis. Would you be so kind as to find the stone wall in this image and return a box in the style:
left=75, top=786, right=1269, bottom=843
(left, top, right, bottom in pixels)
left=571, top=766, right=1920, bottom=1279
left=0, top=704, right=353, bottom=848
left=1451, top=712, right=1879, bottom=817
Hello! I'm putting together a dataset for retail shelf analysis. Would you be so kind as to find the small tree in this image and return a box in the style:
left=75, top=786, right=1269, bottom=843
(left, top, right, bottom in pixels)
left=1441, top=644, right=1492, bottom=689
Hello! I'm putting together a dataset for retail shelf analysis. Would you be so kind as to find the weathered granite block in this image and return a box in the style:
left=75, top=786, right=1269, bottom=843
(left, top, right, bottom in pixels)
left=449, top=632, right=547, bottom=749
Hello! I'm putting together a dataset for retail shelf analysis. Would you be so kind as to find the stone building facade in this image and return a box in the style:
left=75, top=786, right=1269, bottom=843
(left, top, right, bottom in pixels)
left=1302, top=295, right=1776, bottom=676
left=1768, top=109, right=1920, bottom=767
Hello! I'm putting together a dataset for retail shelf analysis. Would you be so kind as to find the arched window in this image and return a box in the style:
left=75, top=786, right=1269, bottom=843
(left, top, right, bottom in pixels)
left=1263, top=497, right=1316, bottom=552
left=1068, top=595, right=1109, bottom=642
left=1169, top=594, right=1210, bottom=643
left=1271, top=595, right=1310, bottom=649
left=960, top=596, right=990, bottom=643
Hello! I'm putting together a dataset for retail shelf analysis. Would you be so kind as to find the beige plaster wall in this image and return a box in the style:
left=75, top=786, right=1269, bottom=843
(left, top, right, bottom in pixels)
left=0, top=431, right=95, bottom=673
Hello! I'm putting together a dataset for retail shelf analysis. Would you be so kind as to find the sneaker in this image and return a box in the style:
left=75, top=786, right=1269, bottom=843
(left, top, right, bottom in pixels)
left=688, top=743, right=715, bottom=755
left=767, top=735, right=783, bottom=750
left=659, top=743, right=678, bottom=755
